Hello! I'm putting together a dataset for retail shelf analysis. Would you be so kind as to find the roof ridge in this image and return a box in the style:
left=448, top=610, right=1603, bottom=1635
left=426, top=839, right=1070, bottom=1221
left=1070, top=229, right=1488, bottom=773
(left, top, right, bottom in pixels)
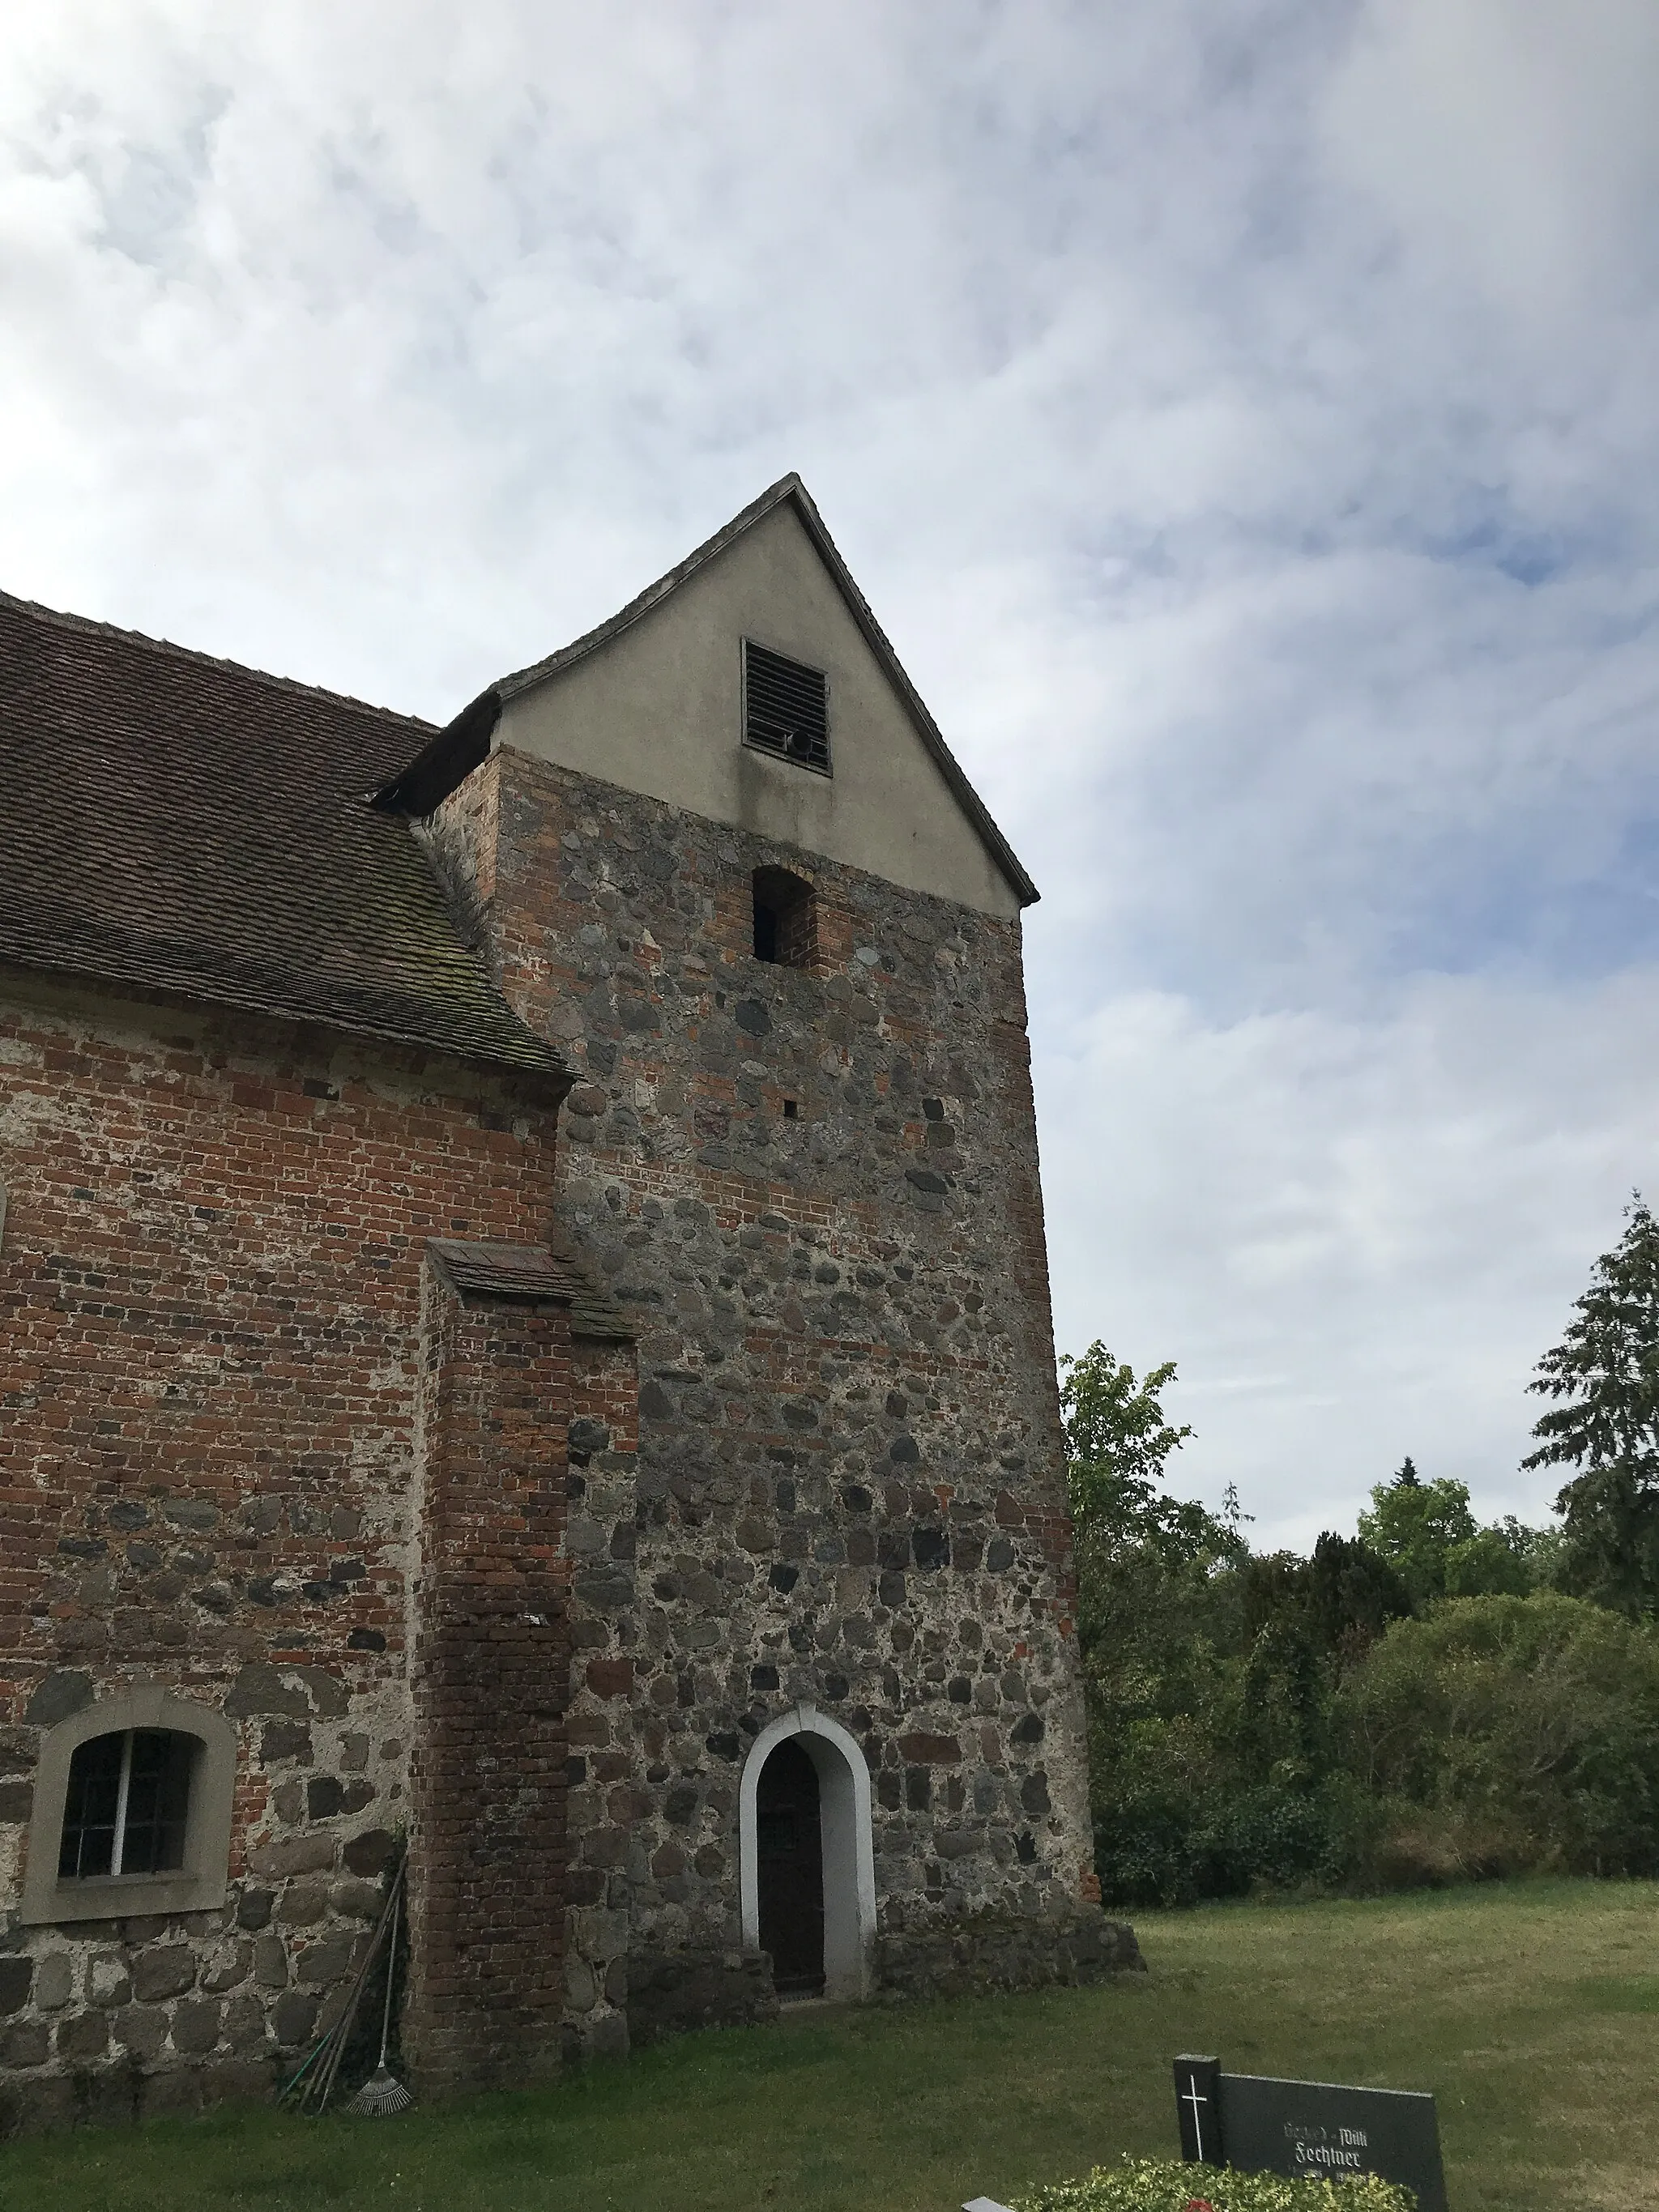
left=372, top=475, right=1040, bottom=905
left=0, top=585, right=437, bottom=739
left=491, top=473, right=807, bottom=700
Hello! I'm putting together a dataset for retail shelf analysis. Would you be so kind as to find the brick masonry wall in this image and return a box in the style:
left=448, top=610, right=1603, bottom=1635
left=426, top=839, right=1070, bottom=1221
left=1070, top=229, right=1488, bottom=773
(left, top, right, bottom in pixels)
left=441, top=748, right=1105, bottom=2031
left=405, top=1272, right=573, bottom=2095
left=0, top=969, right=573, bottom=2128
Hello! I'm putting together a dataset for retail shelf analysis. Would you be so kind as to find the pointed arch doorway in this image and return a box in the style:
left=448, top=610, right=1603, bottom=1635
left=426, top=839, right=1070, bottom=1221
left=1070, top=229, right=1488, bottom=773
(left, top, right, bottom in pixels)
left=740, top=1703, right=876, bottom=2003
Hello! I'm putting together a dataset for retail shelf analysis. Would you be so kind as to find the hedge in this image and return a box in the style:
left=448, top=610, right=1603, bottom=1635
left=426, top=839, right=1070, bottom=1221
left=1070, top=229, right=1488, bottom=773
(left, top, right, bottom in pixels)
left=1016, top=2159, right=1415, bottom=2211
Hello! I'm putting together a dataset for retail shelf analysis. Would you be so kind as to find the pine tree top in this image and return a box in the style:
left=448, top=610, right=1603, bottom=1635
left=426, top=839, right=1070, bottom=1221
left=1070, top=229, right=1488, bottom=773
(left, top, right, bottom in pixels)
left=1524, top=1193, right=1659, bottom=1479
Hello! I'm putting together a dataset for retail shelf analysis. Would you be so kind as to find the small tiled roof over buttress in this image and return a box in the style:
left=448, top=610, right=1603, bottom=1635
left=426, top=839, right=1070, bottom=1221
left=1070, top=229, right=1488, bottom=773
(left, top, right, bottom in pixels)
left=427, top=1239, right=632, bottom=1340
left=0, top=590, right=565, bottom=1082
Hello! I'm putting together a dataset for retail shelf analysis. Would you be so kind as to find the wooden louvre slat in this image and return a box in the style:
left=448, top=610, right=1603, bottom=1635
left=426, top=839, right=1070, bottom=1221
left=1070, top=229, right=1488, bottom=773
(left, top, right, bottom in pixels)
left=744, top=640, right=830, bottom=773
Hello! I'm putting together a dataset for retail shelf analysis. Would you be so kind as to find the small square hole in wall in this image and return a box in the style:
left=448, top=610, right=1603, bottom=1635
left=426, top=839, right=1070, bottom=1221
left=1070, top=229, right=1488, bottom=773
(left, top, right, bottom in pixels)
left=783, top=1099, right=799, bottom=1120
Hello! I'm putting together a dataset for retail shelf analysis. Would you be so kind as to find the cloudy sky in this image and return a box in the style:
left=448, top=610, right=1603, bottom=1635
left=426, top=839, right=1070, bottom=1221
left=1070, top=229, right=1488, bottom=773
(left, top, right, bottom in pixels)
left=4, top=2, right=1657, bottom=1546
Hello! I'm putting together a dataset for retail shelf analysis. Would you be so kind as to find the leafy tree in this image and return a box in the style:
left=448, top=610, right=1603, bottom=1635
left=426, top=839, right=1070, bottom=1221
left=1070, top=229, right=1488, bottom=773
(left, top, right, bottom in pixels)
left=1358, top=1470, right=1478, bottom=1604
left=1059, top=1342, right=1236, bottom=1566
left=1442, top=1519, right=1542, bottom=1600
left=1238, top=1536, right=1411, bottom=1660
left=1306, top=1532, right=1416, bottom=1655
left=1357, top=1467, right=1545, bottom=1605
left=1524, top=1195, right=1659, bottom=1615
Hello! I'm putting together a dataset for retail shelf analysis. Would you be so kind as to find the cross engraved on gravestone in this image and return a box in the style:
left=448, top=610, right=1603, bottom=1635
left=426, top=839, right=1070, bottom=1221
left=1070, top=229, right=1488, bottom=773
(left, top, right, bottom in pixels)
left=1174, top=2054, right=1223, bottom=2165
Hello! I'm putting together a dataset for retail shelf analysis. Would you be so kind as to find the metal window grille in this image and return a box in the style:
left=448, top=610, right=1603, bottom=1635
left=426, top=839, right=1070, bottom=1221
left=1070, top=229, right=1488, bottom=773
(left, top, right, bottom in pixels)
left=58, top=1729, right=194, bottom=1878
left=743, top=641, right=830, bottom=774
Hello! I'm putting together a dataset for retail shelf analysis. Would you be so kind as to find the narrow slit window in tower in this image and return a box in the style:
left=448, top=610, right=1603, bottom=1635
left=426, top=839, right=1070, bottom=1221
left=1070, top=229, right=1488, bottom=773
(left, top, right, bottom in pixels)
left=752, top=867, right=817, bottom=970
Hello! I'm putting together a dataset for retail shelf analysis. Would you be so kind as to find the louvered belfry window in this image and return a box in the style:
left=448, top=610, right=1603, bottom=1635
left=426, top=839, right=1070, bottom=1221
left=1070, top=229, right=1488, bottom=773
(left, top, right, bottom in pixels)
left=743, top=640, right=831, bottom=774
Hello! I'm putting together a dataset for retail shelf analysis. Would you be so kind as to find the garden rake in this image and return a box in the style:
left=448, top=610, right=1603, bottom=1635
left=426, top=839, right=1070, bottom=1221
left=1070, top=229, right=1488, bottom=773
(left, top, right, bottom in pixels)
left=347, top=1869, right=412, bottom=2117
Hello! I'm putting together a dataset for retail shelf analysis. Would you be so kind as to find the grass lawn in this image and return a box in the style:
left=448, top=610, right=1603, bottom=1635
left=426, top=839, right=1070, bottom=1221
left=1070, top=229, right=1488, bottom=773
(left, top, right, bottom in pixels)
left=3, top=1880, right=1657, bottom=2212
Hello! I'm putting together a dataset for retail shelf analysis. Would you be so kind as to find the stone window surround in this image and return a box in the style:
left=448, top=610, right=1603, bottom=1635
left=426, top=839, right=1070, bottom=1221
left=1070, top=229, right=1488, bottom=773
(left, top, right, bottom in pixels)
left=21, top=1686, right=237, bottom=1925
left=738, top=1702, right=876, bottom=2001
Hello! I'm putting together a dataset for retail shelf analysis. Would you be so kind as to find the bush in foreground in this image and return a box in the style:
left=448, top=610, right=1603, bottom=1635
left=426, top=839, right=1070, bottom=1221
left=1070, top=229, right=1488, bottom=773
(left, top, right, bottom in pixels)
left=1017, top=2161, right=1414, bottom=2211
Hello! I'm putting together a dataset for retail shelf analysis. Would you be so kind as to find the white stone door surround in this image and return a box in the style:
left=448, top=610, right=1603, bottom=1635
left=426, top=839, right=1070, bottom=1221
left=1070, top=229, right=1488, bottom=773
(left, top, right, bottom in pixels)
left=739, top=1702, right=876, bottom=2001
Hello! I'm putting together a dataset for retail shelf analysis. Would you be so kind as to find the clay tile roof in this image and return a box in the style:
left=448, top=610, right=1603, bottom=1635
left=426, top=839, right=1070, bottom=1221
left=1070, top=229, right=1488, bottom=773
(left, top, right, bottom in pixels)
left=427, top=1239, right=632, bottom=1340
left=0, top=589, right=566, bottom=1083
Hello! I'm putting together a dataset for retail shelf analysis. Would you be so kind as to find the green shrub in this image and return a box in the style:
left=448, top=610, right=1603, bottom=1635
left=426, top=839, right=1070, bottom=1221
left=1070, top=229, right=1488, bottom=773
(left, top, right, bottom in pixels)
left=1339, top=1592, right=1659, bottom=1878
left=1093, top=1776, right=1349, bottom=1907
left=1016, top=2159, right=1414, bottom=2210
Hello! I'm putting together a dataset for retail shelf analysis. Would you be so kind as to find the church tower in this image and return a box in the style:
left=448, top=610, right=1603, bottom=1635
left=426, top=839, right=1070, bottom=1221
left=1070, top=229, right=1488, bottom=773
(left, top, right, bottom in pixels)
left=378, top=475, right=1121, bottom=2059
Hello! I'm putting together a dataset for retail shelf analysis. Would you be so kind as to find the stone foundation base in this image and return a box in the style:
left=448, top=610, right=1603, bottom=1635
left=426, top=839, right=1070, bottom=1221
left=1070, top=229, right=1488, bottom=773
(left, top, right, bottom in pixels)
left=625, top=1947, right=780, bottom=2048
left=0, top=2055, right=279, bottom=2140
left=873, top=1908, right=1145, bottom=2002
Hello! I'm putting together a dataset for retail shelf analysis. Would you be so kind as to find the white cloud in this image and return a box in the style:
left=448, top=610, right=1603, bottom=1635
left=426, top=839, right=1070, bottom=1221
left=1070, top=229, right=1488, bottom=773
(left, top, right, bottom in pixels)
left=2, top=2, right=1657, bottom=1545
left=1323, top=0, right=1659, bottom=326
left=1038, top=969, right=1659, bottom=1545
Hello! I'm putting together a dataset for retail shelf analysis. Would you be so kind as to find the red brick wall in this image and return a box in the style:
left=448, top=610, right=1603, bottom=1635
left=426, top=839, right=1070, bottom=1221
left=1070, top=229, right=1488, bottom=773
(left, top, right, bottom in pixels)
left=0, top=967, right=579, bottom=2113
left=404, top=1272, right=574, bottom=2093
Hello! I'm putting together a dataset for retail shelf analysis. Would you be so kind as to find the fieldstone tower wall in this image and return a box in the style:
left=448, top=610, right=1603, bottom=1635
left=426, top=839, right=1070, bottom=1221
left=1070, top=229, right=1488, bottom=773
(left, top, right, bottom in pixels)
left=435, top=740, right=1107, bottom=2042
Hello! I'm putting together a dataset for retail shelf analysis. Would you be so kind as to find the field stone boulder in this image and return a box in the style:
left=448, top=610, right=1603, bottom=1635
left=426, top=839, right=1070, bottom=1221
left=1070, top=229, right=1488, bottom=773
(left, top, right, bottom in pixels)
left=224, top=1991, right=271, bottom=2055
left=134, top=2076, right=199, bottom=2129
left=54, top=2011, right=109, bottom=2061
left=295, top=1934, right=357, bottom=1986
left=258, top=1719, right=313, bottom=1766
left=328, top=1877, right=382, bottom=1921
left=275, top=1878, right=329, bottom=1927
left=35, top=1955, right=75, bottom=2011
left=198, top=2057, right=276, bottom=2107
left=224, top=1665, right=312, bottom=1719
left=170, top=1998, right=225, bottom=2056
left=111, top=2006, right=168, bottom=2060
left=23, top=1672, right=93, bottom=1728
left=248, top=1833, right=335, bottom=1878
left=271, top=1991, right=320, bottom=2048
left=87, top=1954, right=132, bottom=2007
left=252, top=1935, right=288, bottom=1990
left=341, top=1828, right=398, bottom=1877
left=0, top=2020, right=49, bottom=2068
left=130, top=1945, right=196, bottom=2004
left=201, top=1940, right=252, bottom=1993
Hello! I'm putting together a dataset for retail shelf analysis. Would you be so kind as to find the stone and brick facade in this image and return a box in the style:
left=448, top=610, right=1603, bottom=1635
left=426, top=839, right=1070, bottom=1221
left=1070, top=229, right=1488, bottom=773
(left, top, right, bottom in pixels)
left=0, top=475, right=1133, bottom=2134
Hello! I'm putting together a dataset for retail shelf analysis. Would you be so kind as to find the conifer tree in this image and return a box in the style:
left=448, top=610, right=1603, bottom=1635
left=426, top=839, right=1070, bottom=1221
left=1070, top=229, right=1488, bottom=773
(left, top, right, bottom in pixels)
left=1524, top=1195, right=1659, bottom=1615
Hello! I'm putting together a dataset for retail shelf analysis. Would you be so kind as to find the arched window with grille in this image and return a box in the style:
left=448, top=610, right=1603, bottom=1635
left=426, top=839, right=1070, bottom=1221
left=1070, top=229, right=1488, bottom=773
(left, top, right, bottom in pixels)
left=58, top=1727, right=196, bottom=1879
left=23, top=1690, right=237, bottom=1924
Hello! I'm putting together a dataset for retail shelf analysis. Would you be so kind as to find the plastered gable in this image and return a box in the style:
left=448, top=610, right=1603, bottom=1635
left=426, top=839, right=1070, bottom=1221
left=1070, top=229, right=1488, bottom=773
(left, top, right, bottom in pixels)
left=494, top=499, right=1024, bottom=918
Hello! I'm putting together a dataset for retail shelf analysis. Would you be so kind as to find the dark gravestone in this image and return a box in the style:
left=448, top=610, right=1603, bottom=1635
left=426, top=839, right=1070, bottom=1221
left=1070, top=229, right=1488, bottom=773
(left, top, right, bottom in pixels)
left=1175, top=2053, right=1447, bottom=2212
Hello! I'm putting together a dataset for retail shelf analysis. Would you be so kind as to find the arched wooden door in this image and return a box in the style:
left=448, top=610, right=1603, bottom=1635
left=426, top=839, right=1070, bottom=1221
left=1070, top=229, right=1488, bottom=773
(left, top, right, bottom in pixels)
left=755, top=1737, right=825, bottom=1998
